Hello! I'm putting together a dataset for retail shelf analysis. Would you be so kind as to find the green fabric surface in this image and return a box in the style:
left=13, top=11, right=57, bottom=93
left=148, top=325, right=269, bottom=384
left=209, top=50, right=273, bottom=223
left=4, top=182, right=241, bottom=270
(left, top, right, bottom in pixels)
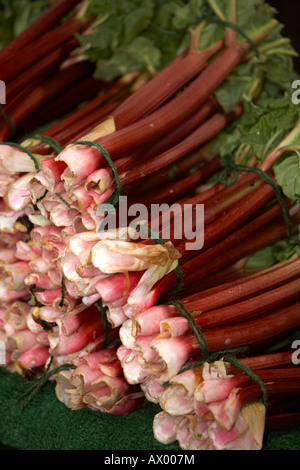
left=0, top=367, right=299, bottom=451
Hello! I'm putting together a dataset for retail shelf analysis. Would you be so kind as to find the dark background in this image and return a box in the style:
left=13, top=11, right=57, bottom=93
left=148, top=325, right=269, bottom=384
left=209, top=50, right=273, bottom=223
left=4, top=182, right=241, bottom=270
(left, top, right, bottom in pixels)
left=268, top=0, right=300, bottom=72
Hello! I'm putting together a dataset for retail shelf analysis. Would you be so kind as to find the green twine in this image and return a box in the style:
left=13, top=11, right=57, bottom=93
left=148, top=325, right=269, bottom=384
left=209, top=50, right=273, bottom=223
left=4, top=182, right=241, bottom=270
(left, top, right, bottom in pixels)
left=210, top=17, right=259, bottom=54
left=95, top=299, right=110, bottom=349
left=199, top=2, right=260, bottom=54
left=219, top=161, right=293, bottom=237
left=168, top=300, right=210, bottom=362
left=161, top=346, right=249, bottom=388
left=55, top=192, right=72, bottom=209
left=74, top=140, right=122, bottom=207
left=59, top=275, right=66, bottom=308
left=224, top=355, right=268, bottom=406
left=0, top=141, right=40, bottom=172
left=150, top=4, right=259, bottom=54
left=17, top=357, right=76, bottom=410
left=133, top=223, right=185, bottom=294
left=177, top=346, right=250, bottom=374
left=34, top=134, right=63, bottom=154
left=0, top=104, right=15, bottom=136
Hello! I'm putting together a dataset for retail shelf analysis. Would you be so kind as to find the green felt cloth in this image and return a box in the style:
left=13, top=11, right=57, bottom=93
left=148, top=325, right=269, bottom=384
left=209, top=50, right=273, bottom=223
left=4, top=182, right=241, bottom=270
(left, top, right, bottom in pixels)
left=0, top=367, right=299, bottom=451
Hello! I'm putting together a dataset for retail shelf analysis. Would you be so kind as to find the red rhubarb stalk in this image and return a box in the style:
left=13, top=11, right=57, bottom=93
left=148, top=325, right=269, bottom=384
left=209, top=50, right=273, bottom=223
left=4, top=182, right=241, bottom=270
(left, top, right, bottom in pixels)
left=184, top=255, right=300, bottom=313
left=0, top=16, right=90, bottom=82
left=190, top=277, right=300, bottom=328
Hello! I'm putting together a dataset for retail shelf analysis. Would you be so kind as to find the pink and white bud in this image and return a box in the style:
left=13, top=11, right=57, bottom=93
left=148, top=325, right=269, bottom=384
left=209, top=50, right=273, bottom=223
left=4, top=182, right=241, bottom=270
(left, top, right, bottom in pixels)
left=153, top=411, right=185, bottom=445
left=76, top=348, right=121, bottom=377
left=141, top=375, right=165, bottom=403
left=55, top=363, right=105, bottom=410
left=84, top=168, right=113, bottom=194
left=100, top=390, right=145, bottom=416
left=119, top=318, right=135, bottom=349
left=207, top=388, right=243, bottom=431
left=0, top=144, right=39, bottom=173
left=194, top=375, right=240, bottom=404
left=69, top=185, right=94, bottom=212
left=125, top=256, right=180, bottom=317
left=106, top=305, right=128, bottom=328
left=0, top=282, right=28, bottom=303
left=7, top=328, right=40, bottom=357
left=91, top=240, right=181, bottom=274
left=48, top=315, right=104, bottom=356
left=16, top=345, right=50, bottom=373
left=150, top=336, right=196, bottom=381
left=116, top=346, right=154, bottom=384
left=0, top=172, right=17, bottom=197
left=2, top=261, right=32, bottom=291
left=25, top=272, right=56, bottom=290
left=4, top=172, right=44, bottom=211
left=56, top=116, right=116, bottom=187
left=160, top=316, right=190, bottom=337
left=131, top=305, right=177, bottom=338
left=67, top=232, right=108, bottom=266
left=15, top=240, right=40, bottom=261
left=208, top=401, right=266, bottom=450
left=50, top=204, right=79, bottom=227
left=83, top=375, right=130, bottom=411
left=31, top=225, right=63, bottom=245
left=159, top=368, right=199, bottom=415
left=92, top=271, right=143, bottom=304
left=0, top=209, right=25, bottom=233
left=5, top=301, right=31, bottom=330
left=175, top=414, right=214, bottom=450
left=0, top=247, right=17, bottom=264
left=29, top=256, right=53, bottom=273
left=33, top=157, right=67, bottom=192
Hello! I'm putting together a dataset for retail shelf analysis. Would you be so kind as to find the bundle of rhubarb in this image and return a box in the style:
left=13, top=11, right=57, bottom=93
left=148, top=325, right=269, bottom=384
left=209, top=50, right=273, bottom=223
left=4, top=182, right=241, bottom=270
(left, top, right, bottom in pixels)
left=0, top=0, right=300, bottom=450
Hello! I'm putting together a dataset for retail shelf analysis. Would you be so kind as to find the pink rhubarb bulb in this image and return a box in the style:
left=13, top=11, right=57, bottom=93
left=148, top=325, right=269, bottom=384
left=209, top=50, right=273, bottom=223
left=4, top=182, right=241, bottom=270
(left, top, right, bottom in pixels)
left=90, top=239, right=181, bottom=318
left=4, top=172, right=40, bottom=212
left=208, top=401, right=266, bottom=450
left=0, top=144, right=42, bottom=174
left=84, top=168, right=113, bottom=194
left=153, top=359, right=267, bottom=450
left=153, top=401, right=266, bottom=450
left=55, top=363, right=105, bottom=410
left=91, top=239, right=181, bottom=274
left=0, top=209, right=26, bottom=233
left=65, top=228, right=136, bottom=268
left=55, top=117, right=116, bottom=189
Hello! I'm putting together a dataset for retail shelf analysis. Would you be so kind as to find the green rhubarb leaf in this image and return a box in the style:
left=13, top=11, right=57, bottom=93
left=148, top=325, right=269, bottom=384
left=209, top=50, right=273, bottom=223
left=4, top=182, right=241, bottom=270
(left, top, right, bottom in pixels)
left=273, top=152, right=300, bottom=201
left=260, top=54, right=299, bottom=91
left=272, top=233, right=300, bottom=261
left=213, top=89, right=300, bottom=164
left=123, top=2, right=155, bottom=43
left=77, top=17, right=123, bottom=51
left=245, top=246, right=276, bottom=269
left=171, top=2, right=197, bottom=30
left=0, top=0, right=49, bottom=48
left=214, top=62, right=258, bottom=113
left=78, top=0, right=189, bottom=79
left=76, top=0, right=298, bottom=83
left=94, top=36, right=162, bottom=81
left=245, top=231, right=300, bottom=268
left=197, top=21, right=224, bottom=50
left=206, top=0, right=276, bottom=43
